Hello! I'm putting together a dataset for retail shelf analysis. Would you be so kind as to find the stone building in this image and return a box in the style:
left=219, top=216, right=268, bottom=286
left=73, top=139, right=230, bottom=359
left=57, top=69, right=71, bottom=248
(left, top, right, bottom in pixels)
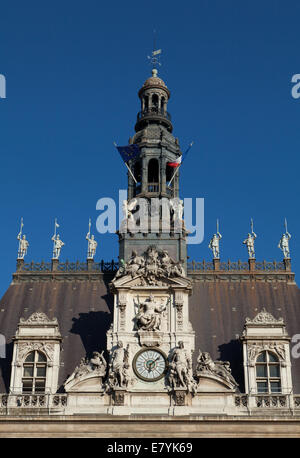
left=0, top=68, right=300, bottom=438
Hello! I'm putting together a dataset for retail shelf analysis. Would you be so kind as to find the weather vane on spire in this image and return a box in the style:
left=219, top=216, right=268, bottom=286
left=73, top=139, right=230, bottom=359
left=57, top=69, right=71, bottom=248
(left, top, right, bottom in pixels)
left=147, top=29, right=162, bottom=70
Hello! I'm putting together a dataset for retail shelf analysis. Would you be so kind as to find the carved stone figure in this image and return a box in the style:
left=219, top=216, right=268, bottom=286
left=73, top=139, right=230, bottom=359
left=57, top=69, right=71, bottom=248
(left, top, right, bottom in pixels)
left=17, top=234, right=29, bottom=259
left=86, top=234, right=97, bottom=259
left=170, top=198, right=184, bottom=220
left=126, top=250, right=145, bottom=277
left=278, top=232, right=291, bottom=259
left=112, top=246, right=186, bottom=284
left=135, top=294, right=167, bottom=331
left=208, top=232, right=222, bottom=259
left=168, top=342, right=196, bottom=394
left=196, top=350, right=237, bottom=387
left=243, top=232, right=257, bottom=259
left=108, top=341, right=130, bottom=388
left=52, top=234, right=65, bottom=260
left=64, top=351, right=107, bottom=387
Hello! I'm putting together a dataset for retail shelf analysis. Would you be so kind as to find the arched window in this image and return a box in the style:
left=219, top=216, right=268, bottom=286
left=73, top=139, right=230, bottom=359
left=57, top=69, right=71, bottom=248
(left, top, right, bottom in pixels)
left=134, top=160, right=142, bottom=183
left=152, top=94, right=159, bottom=111
left=22, top=351, right=47, bottom=393
left=148, top=159, right=159, bottom=183
left=256, top=351, right=281, bottom=393
left=144, top=95, right=149, bottom=112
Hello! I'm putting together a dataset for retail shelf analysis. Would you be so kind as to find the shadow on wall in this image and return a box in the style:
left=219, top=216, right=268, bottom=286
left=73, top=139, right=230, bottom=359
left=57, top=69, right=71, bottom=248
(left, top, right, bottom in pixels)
left=70, top=310, right=112, bottom=360
left=218, top=339, right=245, bottom=392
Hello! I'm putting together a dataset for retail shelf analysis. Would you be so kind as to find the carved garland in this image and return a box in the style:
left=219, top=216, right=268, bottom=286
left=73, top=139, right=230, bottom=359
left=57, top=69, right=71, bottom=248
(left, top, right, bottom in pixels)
left=118, top=294, right=127, bottom=331
left=17, top=342, right=55, bottom=363
left=175, top=294, right=184, bottom=329
left=247, top=342, right=286, bottom=366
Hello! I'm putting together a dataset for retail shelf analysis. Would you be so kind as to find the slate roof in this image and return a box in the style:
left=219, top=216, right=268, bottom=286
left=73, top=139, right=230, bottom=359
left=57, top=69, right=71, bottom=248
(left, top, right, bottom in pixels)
left=0, top=270, right=299, bottom=393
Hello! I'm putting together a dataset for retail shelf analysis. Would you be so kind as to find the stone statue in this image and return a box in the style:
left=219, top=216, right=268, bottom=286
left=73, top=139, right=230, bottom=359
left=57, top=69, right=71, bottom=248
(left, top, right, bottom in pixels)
left=64, top=351, right=107, bottom=387
left=85, top=218, right=97, bottom=259
left=243, top=219, right=257, bottom=259
left=52, top=234, right=65, bottom=259
left=51, top=219, right=64, bottom=260
left=278, top=232, right=291, bottom=259
left=108, top=341, right=130, bottom=388
left=17, top=218, right=29, bottom=259
left=170, top=198, right=184, bottom=220
left=135, top=294, right=167, bottom=331
left=86, top=234, right=97, bottom=259
left=17, top=234, right=29, bottom=259
left=112, top=246, right=186, bottom=284
left=208, top=232, right=222, bottom=259
left=196, top=350, right=237, bottom=387
left=168, top=341, right=196, bottom=393
left=243, top=232, right=257, bottom=259
left=126, top=250, right=145, bottom=277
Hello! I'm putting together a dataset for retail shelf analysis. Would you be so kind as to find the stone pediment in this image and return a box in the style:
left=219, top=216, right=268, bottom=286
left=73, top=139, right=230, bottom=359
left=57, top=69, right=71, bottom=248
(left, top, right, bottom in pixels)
left=64, top=352, right=107, bottom=393
left=197, top=372, right=237, bottom=392
left=64, top=372, right=104, bottom=393
left=112, top=272, right=192, bottom=289
left=111, top=246, right=191, bottom=290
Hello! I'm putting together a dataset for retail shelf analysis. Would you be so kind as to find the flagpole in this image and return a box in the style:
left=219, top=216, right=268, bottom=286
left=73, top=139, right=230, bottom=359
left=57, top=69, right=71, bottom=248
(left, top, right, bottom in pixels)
left=113, top=141, right=138, bottom=184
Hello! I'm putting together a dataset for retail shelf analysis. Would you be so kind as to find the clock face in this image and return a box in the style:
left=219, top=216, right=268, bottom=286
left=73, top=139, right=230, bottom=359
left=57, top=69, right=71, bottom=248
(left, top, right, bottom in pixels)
left=133, top=348, right=167, bottom=382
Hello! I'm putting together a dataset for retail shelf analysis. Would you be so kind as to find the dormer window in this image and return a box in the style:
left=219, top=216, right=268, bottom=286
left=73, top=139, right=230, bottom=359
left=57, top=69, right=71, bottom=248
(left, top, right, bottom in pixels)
left=256, top=351, right=281, bottom=393
left=22, top=350, right=47, bottom=393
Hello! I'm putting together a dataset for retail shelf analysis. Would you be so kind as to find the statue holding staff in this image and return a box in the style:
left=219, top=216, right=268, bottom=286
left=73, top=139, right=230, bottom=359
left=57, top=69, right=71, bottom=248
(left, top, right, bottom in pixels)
left=278, top=218, right=291, bottom=259
left=208, top=219, right=222, bottom=259
left=17, top=218, right=29, bottom=259
left=243, top=218, right=257, bottom=259
left=51, top=219, right=65, bottom=259
left=86, top=218, right=97, bottom=259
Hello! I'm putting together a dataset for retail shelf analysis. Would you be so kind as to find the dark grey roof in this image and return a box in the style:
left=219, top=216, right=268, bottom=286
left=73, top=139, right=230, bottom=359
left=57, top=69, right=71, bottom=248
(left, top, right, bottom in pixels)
left=0, top=271, right=299, bottom=393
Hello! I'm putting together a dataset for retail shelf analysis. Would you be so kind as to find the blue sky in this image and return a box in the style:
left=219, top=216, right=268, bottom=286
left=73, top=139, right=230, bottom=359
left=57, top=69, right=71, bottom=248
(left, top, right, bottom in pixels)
left=0, top=0, right=299, bottom=296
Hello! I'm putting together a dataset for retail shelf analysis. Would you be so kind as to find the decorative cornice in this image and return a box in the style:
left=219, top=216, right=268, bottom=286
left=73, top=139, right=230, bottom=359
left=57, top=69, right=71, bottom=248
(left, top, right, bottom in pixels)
left=245, top=308, right=284, bottom=325
left=20, top=312, right=58, bottom=325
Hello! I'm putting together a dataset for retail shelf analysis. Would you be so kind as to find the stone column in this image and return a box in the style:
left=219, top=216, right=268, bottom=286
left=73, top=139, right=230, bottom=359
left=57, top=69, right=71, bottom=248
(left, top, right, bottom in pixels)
left=248, top=258, right=256, bottom=272
left=51, top=258, right=59, bottom=272
left=283, top=258, right=291, bottom=271
left=213, top=258, right=220, bottom=271
left=142, top=156, right=148, bottom=194
left=87, top=258, right=94, bottom=272
left=16, top=258, right=24, bottom=271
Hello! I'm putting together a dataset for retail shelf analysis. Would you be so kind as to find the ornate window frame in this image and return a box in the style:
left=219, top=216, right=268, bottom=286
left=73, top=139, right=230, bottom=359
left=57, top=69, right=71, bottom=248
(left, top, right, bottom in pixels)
left=241, top=309, right=293, bottom=398
left=9, top=313, right=62, bottom=394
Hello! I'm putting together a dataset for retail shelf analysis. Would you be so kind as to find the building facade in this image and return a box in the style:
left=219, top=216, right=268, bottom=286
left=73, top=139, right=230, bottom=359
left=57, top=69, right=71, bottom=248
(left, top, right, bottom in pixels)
left=0, top=69, right=300, bottom=437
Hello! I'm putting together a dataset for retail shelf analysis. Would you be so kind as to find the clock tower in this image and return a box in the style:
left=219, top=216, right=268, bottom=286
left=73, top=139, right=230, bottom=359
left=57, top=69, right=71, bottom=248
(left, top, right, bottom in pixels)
left=106, top=67, right=196, bottom=412
left=118, top=67, right=187, bottom=266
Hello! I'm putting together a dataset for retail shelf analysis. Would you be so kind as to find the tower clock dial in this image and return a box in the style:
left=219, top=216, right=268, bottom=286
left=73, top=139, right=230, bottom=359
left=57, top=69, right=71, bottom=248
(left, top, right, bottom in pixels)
left=133, top=348, right=167, bottom=382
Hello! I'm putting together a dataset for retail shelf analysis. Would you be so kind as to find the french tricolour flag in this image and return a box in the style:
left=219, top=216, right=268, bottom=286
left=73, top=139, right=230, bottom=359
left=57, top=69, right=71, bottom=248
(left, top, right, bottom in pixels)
left=167, top=156, right=182, bottom=168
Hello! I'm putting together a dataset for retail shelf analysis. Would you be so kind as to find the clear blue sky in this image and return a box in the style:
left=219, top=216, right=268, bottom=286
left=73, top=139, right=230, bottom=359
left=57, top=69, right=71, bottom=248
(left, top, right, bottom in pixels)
left=0, top=0, right=299, bottom=296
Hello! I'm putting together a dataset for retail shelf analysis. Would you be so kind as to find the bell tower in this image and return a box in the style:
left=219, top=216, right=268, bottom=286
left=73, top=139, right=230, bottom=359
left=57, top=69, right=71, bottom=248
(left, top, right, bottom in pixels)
left=119, top=67, right=187, bottom=265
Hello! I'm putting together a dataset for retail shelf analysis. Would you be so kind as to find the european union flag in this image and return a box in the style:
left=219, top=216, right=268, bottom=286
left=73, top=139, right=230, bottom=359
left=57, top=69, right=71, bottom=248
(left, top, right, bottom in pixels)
left=116, top=144, right=141, bottom=162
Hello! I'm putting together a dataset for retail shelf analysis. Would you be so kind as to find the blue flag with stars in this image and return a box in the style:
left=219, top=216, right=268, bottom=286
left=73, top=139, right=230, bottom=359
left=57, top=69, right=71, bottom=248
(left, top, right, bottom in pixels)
left=116, top=144, right=141, bottom=162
